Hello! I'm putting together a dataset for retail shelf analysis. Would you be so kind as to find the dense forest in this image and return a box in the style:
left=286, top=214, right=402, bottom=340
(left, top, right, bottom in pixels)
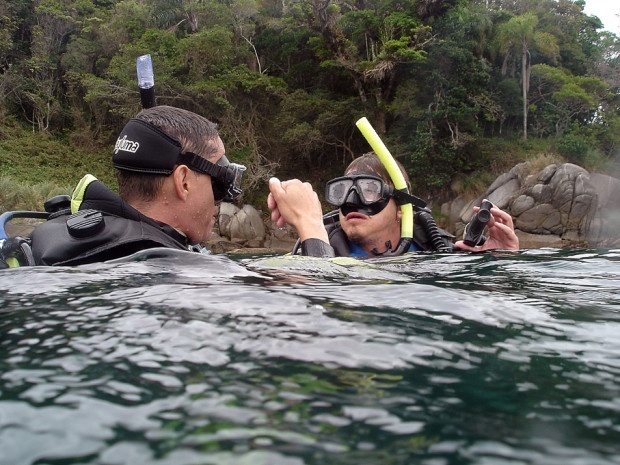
left=1, top=0, right=619, bottom=206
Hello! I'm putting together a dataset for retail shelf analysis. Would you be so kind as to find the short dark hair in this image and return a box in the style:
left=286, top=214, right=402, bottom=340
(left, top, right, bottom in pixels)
left=116, top=106, right=221, bottom=202
left=345, top=152, right=412, bottom=191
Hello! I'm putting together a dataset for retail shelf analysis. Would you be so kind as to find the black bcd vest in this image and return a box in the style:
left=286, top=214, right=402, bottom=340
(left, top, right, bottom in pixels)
left=27, top=178, right=190, bottom=266
left=293, top=209, right=455, bottom=257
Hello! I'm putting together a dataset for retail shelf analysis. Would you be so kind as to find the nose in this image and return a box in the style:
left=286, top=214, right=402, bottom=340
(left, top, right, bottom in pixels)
left=344, top=187, right=363, bottom=205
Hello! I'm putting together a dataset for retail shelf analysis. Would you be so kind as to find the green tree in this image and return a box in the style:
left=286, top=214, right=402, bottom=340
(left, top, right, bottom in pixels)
left=387, top=2, right=500, bottom=193
left=496, top=12, right=559, bottom=139
left=529, top=64, right=609, bottom=136
left=1, top=0, right=619, bottom=204
left=302, top=0, right=432, bottom=133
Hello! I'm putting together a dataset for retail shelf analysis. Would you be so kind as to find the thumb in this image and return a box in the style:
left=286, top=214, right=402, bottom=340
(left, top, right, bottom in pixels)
left=269, top=177, right=284, bottom=197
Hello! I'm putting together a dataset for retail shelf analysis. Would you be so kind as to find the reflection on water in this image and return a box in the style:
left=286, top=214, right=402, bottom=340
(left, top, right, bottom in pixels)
left=1, top=248, right=619, bottom=465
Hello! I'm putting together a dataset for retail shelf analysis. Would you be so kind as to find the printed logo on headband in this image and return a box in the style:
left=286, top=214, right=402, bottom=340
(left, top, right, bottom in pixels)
left=114, top=135, right=140, bottom=155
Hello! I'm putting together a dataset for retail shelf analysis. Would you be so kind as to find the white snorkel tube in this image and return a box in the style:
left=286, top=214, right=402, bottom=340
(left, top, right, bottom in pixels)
left=355, top=117, right=414, bottom=249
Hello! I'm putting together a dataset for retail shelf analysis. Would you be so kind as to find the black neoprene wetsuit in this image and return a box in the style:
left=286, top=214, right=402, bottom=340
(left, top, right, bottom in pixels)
left=297, top=210, right=456, bottom=258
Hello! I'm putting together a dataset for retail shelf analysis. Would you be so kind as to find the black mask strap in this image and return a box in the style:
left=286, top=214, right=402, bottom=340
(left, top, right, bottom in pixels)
left=113, top=118, right=181, bottom=175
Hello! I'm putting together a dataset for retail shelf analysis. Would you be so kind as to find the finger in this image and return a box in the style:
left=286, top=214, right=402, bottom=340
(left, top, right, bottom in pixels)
left=489, top=221, right=513, bottom=238
left=280, top=179, right=301, bottom=190
left=486, top=222, right=519, bottom=250
left=271, top=207, right=282, bottom=223
left=491, top=207, right=514, bottom=228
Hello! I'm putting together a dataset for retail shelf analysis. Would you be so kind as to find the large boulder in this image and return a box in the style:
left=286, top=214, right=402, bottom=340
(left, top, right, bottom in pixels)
left=263, top=220, right=298, bottom=251
left=217, top=202, right=240, bottom=240
left=208, top=203, right=266, bottom=250
left=206, top=203, right=298, bottom=254
left=229, top=204, right=266, bottom=247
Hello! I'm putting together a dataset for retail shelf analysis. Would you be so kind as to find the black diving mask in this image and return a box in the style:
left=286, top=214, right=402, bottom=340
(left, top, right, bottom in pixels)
left=113, top=118, right=246, bottom=202
left=325, top=175, right=392, bottom=216
left=177, top=153, right=246, bottom=203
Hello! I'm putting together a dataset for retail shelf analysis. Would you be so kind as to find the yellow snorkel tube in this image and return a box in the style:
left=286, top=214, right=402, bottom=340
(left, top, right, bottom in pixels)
left=355, top=117, right=414, bottom=243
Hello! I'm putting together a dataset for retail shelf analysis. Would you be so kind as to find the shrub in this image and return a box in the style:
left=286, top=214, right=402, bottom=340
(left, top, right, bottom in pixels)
left=0, top=175, right=69, bottom=212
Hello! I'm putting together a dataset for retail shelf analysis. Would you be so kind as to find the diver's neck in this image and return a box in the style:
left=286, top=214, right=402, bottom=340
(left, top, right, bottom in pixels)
left=360, top=230, right=402, bottom=256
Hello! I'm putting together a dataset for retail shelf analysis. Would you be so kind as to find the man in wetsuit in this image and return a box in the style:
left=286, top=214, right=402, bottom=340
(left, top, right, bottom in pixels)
left=28, top=105, right=246, bottom=265
left=267, top=152, right=519, bottom=257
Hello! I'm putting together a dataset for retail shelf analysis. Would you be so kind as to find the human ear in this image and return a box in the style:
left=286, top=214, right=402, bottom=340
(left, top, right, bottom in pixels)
left=172, top=165, right=191, bottom=201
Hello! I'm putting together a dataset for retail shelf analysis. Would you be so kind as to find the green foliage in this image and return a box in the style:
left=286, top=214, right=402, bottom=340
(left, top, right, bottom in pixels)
left=598, top=114, right=620, bottom=158
left=556, top=131, right=589, bottom=161
left=274, top=89, right=363, bottom=179
left=0, top=0, right=618, bottom=210
left=555, top=122, right=607, bottom=170
left=553, top=82, right=595, bottom=111
left=0, top=175, right=69, bottom=212
left=0, top=123, right=115, bottom=191
left=529, top=64, right=610, bottom=136
left=176, top=27, right=236, bottom=81
left=104, top=0, right=152, bottom=43
left=0, top=13, right=19, bottom=68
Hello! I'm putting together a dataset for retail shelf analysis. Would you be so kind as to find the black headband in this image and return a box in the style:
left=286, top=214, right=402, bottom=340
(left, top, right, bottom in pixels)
left=112, top=118, right=184, bottom=175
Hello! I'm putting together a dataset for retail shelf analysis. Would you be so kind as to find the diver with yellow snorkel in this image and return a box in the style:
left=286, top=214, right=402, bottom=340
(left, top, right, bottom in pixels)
left=268, top=118, right=519, bottom=257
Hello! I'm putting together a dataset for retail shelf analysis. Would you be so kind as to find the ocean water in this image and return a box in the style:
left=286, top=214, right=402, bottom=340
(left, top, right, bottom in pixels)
left=0, top=247, right=619, bottom=465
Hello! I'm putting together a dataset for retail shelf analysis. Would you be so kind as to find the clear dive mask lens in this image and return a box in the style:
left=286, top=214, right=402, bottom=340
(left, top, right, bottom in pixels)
left=325, top=175, right=391, bottom=207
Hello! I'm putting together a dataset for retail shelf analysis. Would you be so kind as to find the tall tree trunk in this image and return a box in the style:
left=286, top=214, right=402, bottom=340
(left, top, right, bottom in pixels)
left=522, top=41, right=528, bottom=140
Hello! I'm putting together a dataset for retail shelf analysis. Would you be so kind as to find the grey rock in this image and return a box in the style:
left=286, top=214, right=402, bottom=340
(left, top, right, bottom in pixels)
left=229, top=204, right=266, bottom=243
left=511, top=195, right=535, bottom=216
left=218, top=202, right=240, bottom=239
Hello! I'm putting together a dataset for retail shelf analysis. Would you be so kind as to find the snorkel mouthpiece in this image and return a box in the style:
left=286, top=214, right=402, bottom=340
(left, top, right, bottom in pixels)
left=340, top=198, right=390, bottom=217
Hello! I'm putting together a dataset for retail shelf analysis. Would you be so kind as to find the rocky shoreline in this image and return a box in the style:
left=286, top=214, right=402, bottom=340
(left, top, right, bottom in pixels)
left=205, top=202, right=298, bottom=255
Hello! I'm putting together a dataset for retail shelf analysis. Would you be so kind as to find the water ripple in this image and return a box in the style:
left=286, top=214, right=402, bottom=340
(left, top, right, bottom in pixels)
left=1, top=248, right=619, bottom=464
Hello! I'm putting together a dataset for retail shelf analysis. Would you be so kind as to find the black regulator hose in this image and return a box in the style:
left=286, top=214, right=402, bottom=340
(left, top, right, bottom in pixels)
left=371, top=237, right=413, bottom=256
left=416, top=209, right=453, bottom=253
left=19, top=240, right=36, bottom=266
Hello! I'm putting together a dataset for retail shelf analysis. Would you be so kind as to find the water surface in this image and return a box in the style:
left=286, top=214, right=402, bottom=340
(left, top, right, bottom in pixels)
left=1, top=248, right=619, bottom=464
